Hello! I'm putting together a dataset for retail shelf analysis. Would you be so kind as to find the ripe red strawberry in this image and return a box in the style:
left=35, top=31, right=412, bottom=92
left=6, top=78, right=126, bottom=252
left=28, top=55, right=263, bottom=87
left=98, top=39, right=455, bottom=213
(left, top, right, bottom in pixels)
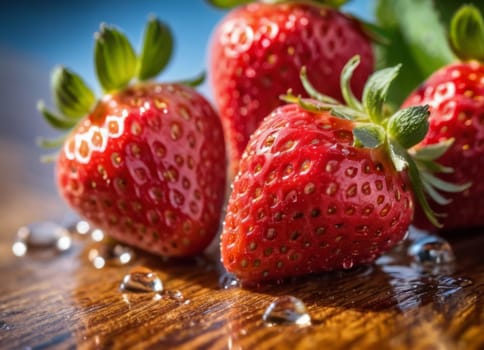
left=221, top=56, right=462, bottom=283
left=38, top=19, right=226, bottom=257
left=208, top=1, right=375, bottom=176
left=402, top=5, right=483, bottom=231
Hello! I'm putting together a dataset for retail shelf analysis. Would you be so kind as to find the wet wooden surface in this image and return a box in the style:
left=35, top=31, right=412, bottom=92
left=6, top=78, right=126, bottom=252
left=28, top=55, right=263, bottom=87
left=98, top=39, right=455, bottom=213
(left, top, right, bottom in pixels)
left=0, top=141, right=483, bottom=350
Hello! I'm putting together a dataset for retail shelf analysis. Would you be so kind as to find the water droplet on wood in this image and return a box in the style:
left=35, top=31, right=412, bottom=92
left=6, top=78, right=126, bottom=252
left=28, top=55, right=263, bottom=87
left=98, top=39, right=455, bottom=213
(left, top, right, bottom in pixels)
left=120, top=267, right=163, bottom=293
left=262, top=296, right=311, bottom=326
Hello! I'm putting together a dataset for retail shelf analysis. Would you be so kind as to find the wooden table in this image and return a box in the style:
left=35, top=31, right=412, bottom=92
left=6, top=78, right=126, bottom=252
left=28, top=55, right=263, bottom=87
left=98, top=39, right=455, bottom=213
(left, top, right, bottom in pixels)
left=0, top=140, right=483, bottom=350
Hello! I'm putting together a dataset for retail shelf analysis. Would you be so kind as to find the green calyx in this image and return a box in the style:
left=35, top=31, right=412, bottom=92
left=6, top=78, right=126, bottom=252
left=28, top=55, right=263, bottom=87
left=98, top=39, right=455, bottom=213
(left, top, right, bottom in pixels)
left=38, top=16, right=177, bottom=153
left=207, top=0, right=348, bottom=9
left=387, top=105, right=429, bottom=149
left=137, top=17, right=174, bottom=81
left=449, top=4, right=484, bottom=62
left=281, top=55, right=469, bottom=228
left=95, top=17, right=174, bottom=92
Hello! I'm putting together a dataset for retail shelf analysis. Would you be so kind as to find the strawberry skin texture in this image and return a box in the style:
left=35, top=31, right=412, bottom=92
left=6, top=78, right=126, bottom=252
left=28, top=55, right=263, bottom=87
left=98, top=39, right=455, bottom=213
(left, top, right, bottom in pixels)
left=209, top=2, right=374, bottom=176
left=402, top=61, right=484, bottom=231
left=57, top=83, right=227, bottom=257
left=221, top=105, right=413, bottom=282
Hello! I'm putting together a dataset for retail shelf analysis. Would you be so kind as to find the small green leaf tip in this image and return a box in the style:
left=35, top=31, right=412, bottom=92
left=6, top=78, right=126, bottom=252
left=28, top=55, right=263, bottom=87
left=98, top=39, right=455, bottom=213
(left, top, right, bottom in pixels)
left=387, top=105, right=430, bottom=149
left=300, top=66, right=339, bottom=104
left=37, top=101, right=76, bottom=130
left=51, top=66, right=96, bottom=119
left=341, top=55, right=363, bottom=111
left=137, top=17, right=173, bottom=81
left=95, top=23, right=137, bottom=92
left=413, top=138, right=454, bottom=161
left=362, top=63, right=401, bottom=124
left=450, top=4, right=484, bottom=62
left=206, top=0, right=251, bottom=9
left=178, top=71, right=206, bottom=88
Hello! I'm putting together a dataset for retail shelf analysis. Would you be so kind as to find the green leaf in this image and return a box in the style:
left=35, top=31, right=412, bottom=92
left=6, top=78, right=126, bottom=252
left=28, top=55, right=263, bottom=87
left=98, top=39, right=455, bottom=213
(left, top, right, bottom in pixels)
left=387, top=105, right=429, bottom=149
left=413, top=138, right=454, bottom=161
left=206, top=0, right=251, bottom=9
left=300, top=66, right=339, bottom=105
left=137, top=17, right=173, bottom=81
left=330, top=106, right=367, bottom=121
left=37, top=101, right=76, bottom=130
left=422, top=181, right=452, bottom=206
left=421, top=172, right=472, bottom=193
left=36, top=134, right=67, bottom=149
left=362, top=64, right=401, bottom=124
left=40, top=152, right=58, bottom=163
left=374, top=0, right=458, bottom=106
left=340, top=55, right=363, bottom=111
left=95, top=24, right=137, bottom=92
left=352, top=124, right=386, bottom=148
left=51, top=66, right=96, bottom=119
left=280, top=92, right=332, bottom=113
left=387, top=140, right=408, bottom=172
left=405, top=155, right=442, bottom=228
left=359, top=20, right=392, bottom=46
left=392, top=0, right=455, bottom=74
left=449, top=4, right=484, bottom=62
left=416, top=159, right=454, bottom=174
left=178, top=71, right=206, bottom=87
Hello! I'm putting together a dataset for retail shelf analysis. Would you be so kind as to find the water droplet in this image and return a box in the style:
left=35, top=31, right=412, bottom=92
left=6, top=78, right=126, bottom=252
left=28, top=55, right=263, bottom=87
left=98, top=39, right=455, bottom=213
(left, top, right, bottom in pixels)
left=164, top=290, right=186, bottom=302
left=262, top=296, right=311, bottom=327
left=407, top=236, right=455, bottom=265
left=12, top=222, right=72, bottom=256
left=0, top=320, right=12, bottom=330
left=218, top=272, right=240, bottom=289
left=75, top=220, right=91, bottom=235
left=120, top=267, right=163, bottom=293
left=342, top=258, right=354, bottom=269
left=91, top=229, right=105, bottom=242
left=88, top=243, right=135, bottom=269
left=401, top=230, right=410, bottom=241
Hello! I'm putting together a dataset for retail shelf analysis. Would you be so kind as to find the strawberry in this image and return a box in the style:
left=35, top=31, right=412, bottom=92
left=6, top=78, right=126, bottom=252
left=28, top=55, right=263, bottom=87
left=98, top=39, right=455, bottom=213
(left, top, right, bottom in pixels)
left=402, top=5, right=483, bottom=231
left=38, top=18, right=227, bottom=257
left=221, top=56, right=463, bottom=283
left=208, top=0, right=375, bottom=177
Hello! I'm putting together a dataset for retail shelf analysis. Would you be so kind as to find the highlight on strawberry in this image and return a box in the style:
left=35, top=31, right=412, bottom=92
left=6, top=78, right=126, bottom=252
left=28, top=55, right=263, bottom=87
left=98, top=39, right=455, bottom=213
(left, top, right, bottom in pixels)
left=402, top=4, right=483, bottom=231
left=220, top=55, right=467, bottom=283
left=207, top=0, right=381, bottom=177
left=37, top=17, right=227, bottom=257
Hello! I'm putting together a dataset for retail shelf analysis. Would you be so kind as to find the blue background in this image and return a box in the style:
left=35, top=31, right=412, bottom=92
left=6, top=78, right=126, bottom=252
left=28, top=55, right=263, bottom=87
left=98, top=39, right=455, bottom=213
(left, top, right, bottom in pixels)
left=0, top=0, right=370, bottom=199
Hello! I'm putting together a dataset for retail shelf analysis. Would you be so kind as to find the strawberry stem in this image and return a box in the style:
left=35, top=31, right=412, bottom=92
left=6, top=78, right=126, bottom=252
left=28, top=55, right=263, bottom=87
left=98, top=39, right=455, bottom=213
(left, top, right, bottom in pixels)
left=449, top=4, right=484, bottom=63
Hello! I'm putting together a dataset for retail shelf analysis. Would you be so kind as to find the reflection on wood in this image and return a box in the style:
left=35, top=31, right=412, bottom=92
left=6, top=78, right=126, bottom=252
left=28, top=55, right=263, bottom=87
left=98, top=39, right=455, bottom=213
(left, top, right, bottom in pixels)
left=0, top=141, right=483, bottom=350
left=0, top=226, right=483, bottom=349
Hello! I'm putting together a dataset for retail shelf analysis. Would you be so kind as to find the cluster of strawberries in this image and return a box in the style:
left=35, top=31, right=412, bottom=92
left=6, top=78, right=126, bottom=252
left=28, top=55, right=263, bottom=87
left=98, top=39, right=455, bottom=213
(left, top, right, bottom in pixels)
left=39, top=1, right=483, bottom=283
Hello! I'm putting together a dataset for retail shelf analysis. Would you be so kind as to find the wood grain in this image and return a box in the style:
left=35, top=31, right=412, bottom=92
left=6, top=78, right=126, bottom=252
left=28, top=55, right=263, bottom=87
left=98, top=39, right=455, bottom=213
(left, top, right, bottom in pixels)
left=0, top=141, right=483, bottom=350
